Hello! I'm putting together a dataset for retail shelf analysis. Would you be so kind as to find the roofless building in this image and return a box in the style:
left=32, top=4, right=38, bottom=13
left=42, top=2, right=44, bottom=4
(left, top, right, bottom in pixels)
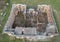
left=3, top=4, right=58, bottom=41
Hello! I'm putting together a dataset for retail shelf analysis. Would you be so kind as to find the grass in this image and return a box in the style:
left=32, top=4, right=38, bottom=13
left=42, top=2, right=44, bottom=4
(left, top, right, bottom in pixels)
left=0, top=0, right=60, bottom=42
left=0, top=34, right=23, bottom=42
left=0, top=4, right=11, bottom=33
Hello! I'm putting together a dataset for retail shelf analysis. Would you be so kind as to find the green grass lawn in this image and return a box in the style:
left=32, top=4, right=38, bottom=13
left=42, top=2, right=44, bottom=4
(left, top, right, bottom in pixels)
left=0, top=0, right=60, bottom=42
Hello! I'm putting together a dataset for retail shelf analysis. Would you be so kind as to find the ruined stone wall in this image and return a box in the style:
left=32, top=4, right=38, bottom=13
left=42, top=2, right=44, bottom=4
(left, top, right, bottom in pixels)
left=4, top=4, right=16, bottom=29
left=15, top=27, right=37, bottom=35
left=37, top=5, right=54, bottom=24
left=4, top=4, right=26, bottom=29
left=45, top=6, right=54, bottom=24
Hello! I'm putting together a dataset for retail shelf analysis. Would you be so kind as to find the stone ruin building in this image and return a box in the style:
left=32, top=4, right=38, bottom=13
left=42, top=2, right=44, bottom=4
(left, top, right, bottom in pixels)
left=3, top=4, right=58, bottom=41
